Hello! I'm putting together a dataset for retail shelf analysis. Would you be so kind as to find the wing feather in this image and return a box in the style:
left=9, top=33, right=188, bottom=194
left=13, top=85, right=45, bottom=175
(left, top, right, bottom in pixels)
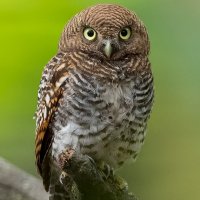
left=35, top=53, right=70, bottom=190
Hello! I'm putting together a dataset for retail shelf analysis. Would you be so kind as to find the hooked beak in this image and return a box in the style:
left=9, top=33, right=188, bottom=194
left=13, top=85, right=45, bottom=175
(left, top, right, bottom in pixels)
left=99, top=39, right=119, bottom=59
left=103, top=40, right=112, bottom=58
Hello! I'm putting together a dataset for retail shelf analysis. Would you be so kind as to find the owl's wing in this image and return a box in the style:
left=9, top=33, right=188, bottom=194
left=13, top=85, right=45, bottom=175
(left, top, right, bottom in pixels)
left=35, top=52, right=69, bottom=191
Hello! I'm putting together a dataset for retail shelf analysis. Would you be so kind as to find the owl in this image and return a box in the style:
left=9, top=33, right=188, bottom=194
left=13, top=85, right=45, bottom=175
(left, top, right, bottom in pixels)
left=35, top=3, right=154, bottom=199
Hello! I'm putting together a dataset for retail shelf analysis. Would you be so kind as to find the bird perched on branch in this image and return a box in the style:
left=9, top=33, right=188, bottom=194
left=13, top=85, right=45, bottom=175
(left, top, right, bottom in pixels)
left=35, top=4, right=154, bottom=199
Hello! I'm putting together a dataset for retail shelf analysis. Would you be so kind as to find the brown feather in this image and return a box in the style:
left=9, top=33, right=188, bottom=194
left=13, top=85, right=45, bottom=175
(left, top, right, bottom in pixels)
left=35, top=53, right=69, bottom=190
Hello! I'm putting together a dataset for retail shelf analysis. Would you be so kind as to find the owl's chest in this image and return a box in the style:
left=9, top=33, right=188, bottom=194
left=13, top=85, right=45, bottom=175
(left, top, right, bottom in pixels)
left=55, top=76, right=135, bottom=132
left=51, top=70, right=153, bottom=167
left=52, top=76, right=134, bottom=148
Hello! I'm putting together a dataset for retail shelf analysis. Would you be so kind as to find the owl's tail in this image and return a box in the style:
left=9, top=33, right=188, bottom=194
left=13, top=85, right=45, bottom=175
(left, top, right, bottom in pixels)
left=49, top=170, right=70, bottom=200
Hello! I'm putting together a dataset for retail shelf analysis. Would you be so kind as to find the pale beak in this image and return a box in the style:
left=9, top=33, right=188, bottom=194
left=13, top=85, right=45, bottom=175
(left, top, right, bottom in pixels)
left=103, top=40, right=112, bottom=58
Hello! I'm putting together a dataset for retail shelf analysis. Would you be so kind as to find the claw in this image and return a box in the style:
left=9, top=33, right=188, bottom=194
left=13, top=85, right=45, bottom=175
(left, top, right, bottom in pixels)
left=99, top=161, right=114, bottom=179
left=114, top=175, right=128, bottom=191
left=88, top=156, right=96, bottom=166
left=59, top=171, right=68, bottom=185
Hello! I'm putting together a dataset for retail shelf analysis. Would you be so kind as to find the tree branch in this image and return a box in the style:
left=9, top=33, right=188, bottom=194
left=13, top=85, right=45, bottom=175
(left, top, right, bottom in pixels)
left=0, top=152, right=138, bottom=200
left=0, top=158, right=48, bottom=200
left=58, top=149, right=137, bottom=200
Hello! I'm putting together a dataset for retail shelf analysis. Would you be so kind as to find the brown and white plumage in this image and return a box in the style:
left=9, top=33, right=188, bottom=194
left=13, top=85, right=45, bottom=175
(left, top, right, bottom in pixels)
left=35, top=4, right=154, bottom=198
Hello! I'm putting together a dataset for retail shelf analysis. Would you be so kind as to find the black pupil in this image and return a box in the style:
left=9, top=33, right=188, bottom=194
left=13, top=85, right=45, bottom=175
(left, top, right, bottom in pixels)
left=87, top=30, right=94, bottom=37
left=121, top=29, right=128, bottom=37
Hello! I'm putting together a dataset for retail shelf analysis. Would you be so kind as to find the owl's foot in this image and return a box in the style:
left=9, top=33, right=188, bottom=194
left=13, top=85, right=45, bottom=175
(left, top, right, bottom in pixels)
left=114, top=175, right=128, bottom=191
left=98, top=161, right=114, bottom=179
left=58, top=148, right=76, bottom=191
left=59, top=171, right=68, bottom=185
left=58, top=148, right=75, bottom=169
left=98, top=162, right=128, bottom=190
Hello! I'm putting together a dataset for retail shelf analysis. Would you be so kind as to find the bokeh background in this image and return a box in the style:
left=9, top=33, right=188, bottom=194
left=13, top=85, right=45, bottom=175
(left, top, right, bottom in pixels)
left=1, top=0, right=199, bottom=199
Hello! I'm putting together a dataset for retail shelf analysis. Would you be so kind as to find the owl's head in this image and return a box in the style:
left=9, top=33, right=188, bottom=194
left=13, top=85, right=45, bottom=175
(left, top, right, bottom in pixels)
left=59, top=4, right=150, bottom=61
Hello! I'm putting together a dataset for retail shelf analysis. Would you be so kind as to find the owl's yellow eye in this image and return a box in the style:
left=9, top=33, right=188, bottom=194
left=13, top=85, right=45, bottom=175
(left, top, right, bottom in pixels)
left=83, top=28, right=97, bottom=41
left=119, top=28, right=131, bottom=40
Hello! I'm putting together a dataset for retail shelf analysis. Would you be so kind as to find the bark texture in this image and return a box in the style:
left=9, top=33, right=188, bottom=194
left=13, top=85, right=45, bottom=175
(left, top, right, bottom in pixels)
left=58, top=149, right=137, bottom=200
left=0, top=158, right=48, bottom=200
left=0, top=153, right=137, bottom=200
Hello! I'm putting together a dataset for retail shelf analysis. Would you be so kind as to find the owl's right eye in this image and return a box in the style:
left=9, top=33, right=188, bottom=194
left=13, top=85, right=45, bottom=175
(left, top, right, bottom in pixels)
left=83, top=28, right=97, bottom=41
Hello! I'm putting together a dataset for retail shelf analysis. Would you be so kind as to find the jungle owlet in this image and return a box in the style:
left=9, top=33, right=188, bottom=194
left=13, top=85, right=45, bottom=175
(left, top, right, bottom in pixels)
left=35, top=3, right=154, bottom=199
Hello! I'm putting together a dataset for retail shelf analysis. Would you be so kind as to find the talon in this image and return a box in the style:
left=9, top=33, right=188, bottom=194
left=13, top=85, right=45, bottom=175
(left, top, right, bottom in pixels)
left=104, top=164, right=111, bottom=178
left=99, top=161, right=113, bottom=179
left=88, top=156, right=96, bottom=165
left=114, top=175, right=128, bottom=191
left=59, top=171, right=68, bottom=185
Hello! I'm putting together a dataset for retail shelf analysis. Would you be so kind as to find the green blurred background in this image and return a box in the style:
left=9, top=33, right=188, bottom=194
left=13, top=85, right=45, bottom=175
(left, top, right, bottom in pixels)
left=0, top=0, right=199, bottom=199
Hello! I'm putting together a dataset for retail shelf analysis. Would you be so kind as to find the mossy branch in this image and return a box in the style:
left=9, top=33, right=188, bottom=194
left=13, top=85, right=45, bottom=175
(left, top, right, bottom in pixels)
left=58, top=149, right=137, bottom=200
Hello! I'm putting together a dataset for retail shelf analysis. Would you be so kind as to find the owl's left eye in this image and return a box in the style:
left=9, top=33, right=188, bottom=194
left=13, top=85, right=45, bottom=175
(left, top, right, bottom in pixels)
left=119, top=27, right=131, bottom=40
left=83, top=28, right=97, bottom=41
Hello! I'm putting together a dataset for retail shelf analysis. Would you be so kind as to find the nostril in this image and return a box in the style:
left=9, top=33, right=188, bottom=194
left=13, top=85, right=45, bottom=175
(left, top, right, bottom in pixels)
left=110, top=43, right=116, bottom=48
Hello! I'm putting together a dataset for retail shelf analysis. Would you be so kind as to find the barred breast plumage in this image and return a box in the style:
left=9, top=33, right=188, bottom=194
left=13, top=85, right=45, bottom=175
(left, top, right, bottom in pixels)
left=51, top=52, right=154, bottom=168
left=35, top=4, right=154, bottom=199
